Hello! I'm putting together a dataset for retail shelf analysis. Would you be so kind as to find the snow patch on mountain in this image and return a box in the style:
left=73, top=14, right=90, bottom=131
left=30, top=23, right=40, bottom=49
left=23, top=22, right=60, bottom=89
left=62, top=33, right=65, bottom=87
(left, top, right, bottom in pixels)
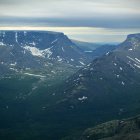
left=127, top=56, right=140, bottom=65
left=2, top=32, right=5, bottom=37
left=24, top=31, right=27, bottom=36
left=121, top=81, right=125, bottom=86
left=128, top=48, right=133, bottom=51
left=10, top=62, right=17, bottom=66
left=29, top=42, right=36, bottom=46
left=43, top=48, right=53, bottom=58
left=24, top=73, right=46, bottom=78
left=79, top=61, right=85, bottom=65
left=134, top=64, right=140, bottom=69
left=51, top=39, right=58, bottom=44
left=10, top=67, right=18, bottom=72
left=135, top=58, right=140, bottom=63
left=116, top=75, right=120, bottom=78
left=62, top=47, right=65, bottom=52
left=24, top=46, right=45, bottom=57
left=0, top=42, right=5, bottom=46
left=15, top=32, right=18, bottom=43
left=23, top=45, right=53, bottom=58
left=78, top=96, right=88, bottom=101
left=106, top=52, right=110, bottom=56
left=57, top=56, right=63, bottom=62
left=120, top=67, right=123, bottom=71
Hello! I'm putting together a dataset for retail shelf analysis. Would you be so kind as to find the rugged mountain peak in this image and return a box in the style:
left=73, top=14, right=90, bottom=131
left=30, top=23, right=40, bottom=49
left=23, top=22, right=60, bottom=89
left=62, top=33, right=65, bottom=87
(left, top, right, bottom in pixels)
left=0, top=30, right=90, bottom=68
left=127, top=33, right=140, bottom=41
left=118, top=33, right=140, bottom=51
left=0, top=30, right=69, bottom=49
left=58, top=33, right=140, bottom=121
left=0, top=30, right=95, bottom=79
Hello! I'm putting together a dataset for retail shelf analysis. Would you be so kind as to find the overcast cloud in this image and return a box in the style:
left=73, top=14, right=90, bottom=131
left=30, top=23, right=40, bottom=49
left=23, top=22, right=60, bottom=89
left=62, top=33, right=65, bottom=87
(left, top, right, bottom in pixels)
left=0, top=0, right=140, bottom=42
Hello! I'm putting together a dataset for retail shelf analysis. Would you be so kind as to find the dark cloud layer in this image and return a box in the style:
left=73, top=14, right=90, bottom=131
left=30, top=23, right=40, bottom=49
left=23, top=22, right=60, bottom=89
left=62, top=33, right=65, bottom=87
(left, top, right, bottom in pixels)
left=0, top=16, right=140, bottom=29
left=0, top=0, right=140, bottom=42
left=0, top=0, right=140, bottom=28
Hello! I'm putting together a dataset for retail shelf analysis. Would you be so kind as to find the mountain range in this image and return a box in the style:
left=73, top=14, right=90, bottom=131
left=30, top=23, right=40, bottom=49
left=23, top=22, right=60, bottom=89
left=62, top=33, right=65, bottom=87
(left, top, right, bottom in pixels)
left=0, top=31, right=140, bottom=139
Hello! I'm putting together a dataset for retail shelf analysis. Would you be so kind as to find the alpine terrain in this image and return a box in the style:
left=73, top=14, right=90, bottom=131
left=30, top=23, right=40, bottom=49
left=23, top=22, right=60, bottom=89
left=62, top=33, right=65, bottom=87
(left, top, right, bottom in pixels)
left=0, top=32, right=140, bottom=140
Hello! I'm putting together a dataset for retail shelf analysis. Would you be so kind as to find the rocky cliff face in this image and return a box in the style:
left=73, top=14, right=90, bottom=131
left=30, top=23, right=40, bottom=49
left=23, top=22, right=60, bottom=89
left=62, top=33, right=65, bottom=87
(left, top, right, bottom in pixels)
left=48, top=33, right=140, bottom=134
left=81, top=115, right=140, bottom=140
left=0, top=30, right=89, bottom=68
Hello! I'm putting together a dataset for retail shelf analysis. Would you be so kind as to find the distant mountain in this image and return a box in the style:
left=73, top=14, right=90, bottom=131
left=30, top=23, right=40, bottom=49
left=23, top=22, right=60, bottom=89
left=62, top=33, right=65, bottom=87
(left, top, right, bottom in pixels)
left=1, top=32, right=139, bottom=140
left=60, top=33, right=140, bottom=116
left=0, top=30, right=94, bottom=84
left=71, top=39, right=101, bottom=51
left=72, top=39, right=117, bottom=60
left=0, top=31, right=89, bottom=68
left=0, top=31, right=117, bottom=83
left=45, top=33, right=140, bottom=139
left=61, top=34, right=140, bottom=110
left=88, top=44, right=117, bottom=59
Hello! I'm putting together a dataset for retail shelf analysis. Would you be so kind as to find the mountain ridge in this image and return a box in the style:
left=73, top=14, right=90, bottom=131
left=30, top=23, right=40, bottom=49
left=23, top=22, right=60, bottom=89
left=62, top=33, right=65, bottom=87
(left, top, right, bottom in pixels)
left=81, top=114, right=140, bottom=140
left=0, top=32, right=140, bottom=140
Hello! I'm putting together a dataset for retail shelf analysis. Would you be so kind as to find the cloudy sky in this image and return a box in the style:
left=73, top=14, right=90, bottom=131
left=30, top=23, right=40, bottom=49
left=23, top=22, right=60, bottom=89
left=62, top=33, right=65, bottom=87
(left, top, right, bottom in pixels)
left=0, top=0, right=140, bottom=43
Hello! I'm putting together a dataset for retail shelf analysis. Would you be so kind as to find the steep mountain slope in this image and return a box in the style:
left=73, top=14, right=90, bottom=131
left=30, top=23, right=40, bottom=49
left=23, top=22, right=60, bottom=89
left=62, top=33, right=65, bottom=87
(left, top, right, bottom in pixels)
left=8, top=33, right=138, bottom=140
left=0, top=31, right=85, bottom=63
left=45, top=33, right=140, bottom=139
left=0, top=31, right=90, bottom=76
left=0, top=30, right=117, bottom=88
left=81, top=115, right=140, bottom=140
left=0, top=30, right=94, bottom=89
left=0, top=33, right=140, bottom=140
left=59, top=33, right=140, bottom=113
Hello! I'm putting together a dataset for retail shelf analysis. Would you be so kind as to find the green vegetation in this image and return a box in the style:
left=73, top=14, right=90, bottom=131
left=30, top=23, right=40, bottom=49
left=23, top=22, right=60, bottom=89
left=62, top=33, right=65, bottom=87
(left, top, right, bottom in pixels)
left=81, top=115, right=140, bottom=140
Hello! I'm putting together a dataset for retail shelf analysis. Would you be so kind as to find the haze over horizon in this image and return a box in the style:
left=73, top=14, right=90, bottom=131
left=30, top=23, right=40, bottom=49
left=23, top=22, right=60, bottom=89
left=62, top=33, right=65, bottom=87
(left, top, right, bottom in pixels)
left=0, top=0, right=140, bottom=43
